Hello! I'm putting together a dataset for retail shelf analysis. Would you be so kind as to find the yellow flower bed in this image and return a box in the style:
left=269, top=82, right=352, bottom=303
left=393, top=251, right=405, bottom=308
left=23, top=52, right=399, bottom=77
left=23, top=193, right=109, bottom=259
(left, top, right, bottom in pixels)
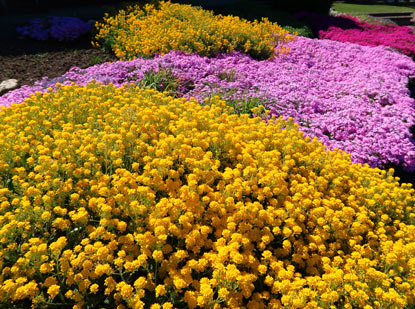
left=92, top=1, right=293, bottom=60
left=0, top=83, right=415, bottom=308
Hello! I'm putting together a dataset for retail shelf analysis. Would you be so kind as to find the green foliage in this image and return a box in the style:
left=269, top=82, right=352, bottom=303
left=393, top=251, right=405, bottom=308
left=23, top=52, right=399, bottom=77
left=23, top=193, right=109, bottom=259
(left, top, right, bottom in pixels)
left=90, top=55, right=102, bottom=66
left=281, top=24, right=313, bottom=38
left=133, top=68, right=184, bottom=97
left=202, top=86, right=271, bottom=117
left=226, top=96, right=269, bottom=116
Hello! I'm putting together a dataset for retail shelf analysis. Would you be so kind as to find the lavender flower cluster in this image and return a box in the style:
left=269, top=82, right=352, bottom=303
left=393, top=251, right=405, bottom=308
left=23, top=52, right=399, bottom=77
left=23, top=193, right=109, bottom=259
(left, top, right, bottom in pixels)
left=16, top=16, right=92, bottom=41
left=2, top=37, right=415, bottom=169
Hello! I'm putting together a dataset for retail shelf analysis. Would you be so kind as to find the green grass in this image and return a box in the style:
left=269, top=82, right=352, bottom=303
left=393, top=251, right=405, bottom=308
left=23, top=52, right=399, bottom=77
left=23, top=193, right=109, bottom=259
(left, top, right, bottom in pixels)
left=333, top=2, right=415, bottom=14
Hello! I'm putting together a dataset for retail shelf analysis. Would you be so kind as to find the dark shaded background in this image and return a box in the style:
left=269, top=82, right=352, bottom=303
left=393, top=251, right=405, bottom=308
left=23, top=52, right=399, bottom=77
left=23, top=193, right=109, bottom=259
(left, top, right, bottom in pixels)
left=0, top=0, right=334, bottom=16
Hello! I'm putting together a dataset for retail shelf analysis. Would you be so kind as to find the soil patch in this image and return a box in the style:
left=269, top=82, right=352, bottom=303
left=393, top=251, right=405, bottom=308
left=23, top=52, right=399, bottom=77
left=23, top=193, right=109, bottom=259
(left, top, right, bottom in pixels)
left=0, top=2, right=119, bottom=93
left=0, top=33, right=117, bottom=94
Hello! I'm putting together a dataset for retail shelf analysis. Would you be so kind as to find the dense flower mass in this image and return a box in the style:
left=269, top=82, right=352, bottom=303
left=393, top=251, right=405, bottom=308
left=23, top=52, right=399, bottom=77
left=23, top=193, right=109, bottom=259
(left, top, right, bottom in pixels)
left=2, top=36, right=415, bottom=169
left=92, top=1, right=293, bottom=60
left=295, top=12, right=415, bottom=56
left=16, top=16, right=92, bottom=41
left=0, top=83, right=415, bottom=308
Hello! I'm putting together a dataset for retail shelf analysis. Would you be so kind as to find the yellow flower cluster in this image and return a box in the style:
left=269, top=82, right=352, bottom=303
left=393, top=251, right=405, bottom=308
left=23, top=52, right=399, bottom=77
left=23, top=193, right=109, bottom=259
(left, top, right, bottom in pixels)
left=93, top=1, right=294, bottom=60
left=0, top=83, right=415, bottom=308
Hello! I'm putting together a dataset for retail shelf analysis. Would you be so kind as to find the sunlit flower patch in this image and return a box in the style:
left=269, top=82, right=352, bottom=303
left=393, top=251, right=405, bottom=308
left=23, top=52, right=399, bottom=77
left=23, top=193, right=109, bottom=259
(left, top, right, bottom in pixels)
left=0, top=83, right=415, bottom=308
left=92, top=1, right=293, bottom=60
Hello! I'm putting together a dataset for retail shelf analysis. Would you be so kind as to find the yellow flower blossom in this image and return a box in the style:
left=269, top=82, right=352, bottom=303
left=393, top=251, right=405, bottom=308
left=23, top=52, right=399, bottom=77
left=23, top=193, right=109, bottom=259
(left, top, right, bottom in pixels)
left=47, top=284, right=60, bottom=298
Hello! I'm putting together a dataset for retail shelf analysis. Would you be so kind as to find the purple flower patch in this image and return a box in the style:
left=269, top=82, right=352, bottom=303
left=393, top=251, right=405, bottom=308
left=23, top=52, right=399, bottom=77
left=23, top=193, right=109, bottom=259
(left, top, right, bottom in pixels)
left=16, top=16, right=92, bottom=42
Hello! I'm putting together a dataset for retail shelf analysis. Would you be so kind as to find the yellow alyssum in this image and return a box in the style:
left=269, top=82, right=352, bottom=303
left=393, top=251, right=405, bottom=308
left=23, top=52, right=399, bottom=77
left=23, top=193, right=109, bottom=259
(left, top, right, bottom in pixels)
left=93, top=1, right=294, bottom=60
left=0, top=83, right=414, bottom=308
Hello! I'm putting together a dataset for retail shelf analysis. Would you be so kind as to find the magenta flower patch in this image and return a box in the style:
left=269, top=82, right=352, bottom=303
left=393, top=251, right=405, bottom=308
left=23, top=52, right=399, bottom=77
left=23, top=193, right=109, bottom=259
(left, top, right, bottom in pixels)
left=296, top=12, right=415, bottom=56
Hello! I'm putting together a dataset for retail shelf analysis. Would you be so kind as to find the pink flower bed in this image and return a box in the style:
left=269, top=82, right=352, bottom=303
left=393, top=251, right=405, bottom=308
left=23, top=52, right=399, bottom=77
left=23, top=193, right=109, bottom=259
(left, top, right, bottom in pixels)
left=296, top=12, right=415, bottom=56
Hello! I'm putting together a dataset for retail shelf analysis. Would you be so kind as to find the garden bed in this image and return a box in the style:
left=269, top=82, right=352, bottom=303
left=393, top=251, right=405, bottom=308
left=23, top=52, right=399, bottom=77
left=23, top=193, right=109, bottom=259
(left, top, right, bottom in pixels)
left=1, top=2, right=415, bottom=308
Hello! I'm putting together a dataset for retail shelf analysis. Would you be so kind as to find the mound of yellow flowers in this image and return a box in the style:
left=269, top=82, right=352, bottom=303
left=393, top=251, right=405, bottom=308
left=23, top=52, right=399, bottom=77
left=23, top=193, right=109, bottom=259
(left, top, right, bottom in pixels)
left=0, top=83, right=415, bottom=308
left=93, top=1, right=293, bottom=60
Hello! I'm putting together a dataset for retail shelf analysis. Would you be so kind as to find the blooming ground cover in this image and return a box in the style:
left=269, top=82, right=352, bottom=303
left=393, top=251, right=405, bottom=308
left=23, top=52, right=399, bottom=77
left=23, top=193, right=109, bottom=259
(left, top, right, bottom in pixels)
left=2, top=36, right=415, bottom=170
left=296, top=12, right=415, bottom=56
left=2, top=1, right=415, bottom=308
left=93, top=1, right=293, bottom=60
left=0, top=83, right=415, bottom=308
